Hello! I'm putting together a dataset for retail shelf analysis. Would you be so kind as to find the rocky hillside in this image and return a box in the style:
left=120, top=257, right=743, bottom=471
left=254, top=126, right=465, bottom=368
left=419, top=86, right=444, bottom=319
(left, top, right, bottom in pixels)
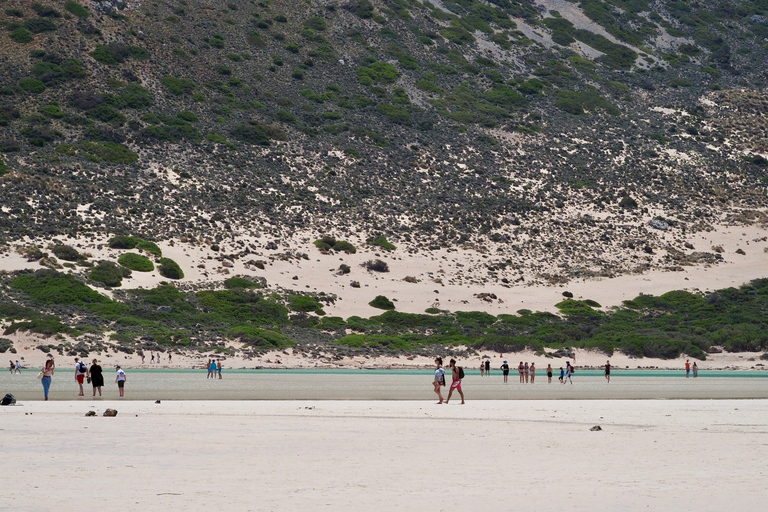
left=1, top=0, right=767, bottom=280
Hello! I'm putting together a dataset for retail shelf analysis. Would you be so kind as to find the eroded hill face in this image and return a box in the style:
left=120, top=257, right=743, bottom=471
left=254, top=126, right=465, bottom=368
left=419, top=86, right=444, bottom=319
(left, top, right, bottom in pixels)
left=1, top=0, right=767, bottom=284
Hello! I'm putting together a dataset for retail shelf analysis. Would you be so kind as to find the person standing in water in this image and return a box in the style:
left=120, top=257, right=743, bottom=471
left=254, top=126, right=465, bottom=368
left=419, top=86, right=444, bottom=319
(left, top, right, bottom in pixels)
left=500, top=360, right=510, bottom=383
left=88, top=359, right=104, bottom=397
left=433, top=357, right=445, bottom=404
left=524, top=362, right=529, bottom=383
left=41, top=359, right=55, bottom=400
left=546, top=364, right=553, bottom=384
left=445, top=359, right=465, bottom=405
left=115, top=366, right=126, bottom=398
left=206, top=359, right=214, bottom=379
left=563, top=362, right=573, bottom=384
left=484, top=359, right=490, bottom=377
left=605, top=360, right=611, bottom=383
left=692, top=361, right=698, bottom=378
left=479, top=360, right=485, bottom=377
left=74, top=357, right=88, bottom=397
left=685, top=359, right=690, bottom=378
left=518, top=362, right=524, bottom=383
left=217, top=359, right=222, bottom=379
left=529, top=362, right=536, bottom=384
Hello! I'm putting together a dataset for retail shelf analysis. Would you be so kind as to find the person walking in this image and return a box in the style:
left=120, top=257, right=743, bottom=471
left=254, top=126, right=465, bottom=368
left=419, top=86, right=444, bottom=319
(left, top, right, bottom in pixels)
left=546, top=364, right=553, bottom=384
left=559, top=367, right=564, bottom=383
left=518, top=362, right=524, bottom=383
left=115, top=366, right=126, bottom=398
left=692, top=361, right=698, bottom=378
left=15, top=360, right=22, bottom=373
left=41, top=359, right=54, bottom=400
left=529, top=362, right=536, bottom=384
left=501, top=360, right=509, bottom=383
left=141, top=354, right=145, bottom=364
left=151, top=353, right=155, bottom=364
left=433, top=357, right=445, bottom=404
left=74, top=357, right=88, bottom=396
left=563, top=362, right=573, bottom=384
left=605, top=360, right=611, bottom=383
left=484, top=359, right=491, bottom=377
left=685, top=359, right=690, bottom=378
left=88, top=359, right=104, bottom=397
left=168, top=353, right=172, bottom=364
left=216, top=359, right=222, bottom=379
left=445, top=359, right=465, bottom=404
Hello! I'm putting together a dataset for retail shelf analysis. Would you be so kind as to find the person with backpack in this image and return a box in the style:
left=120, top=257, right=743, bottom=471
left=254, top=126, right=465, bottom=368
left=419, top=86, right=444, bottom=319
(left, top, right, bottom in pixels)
left=564, top=361, right=573, bottom=384
left=433, top=357, right=446, bottom=404
left=74, top=357, right=88, bottom=396
left=445, top=359, right=465, bottom=404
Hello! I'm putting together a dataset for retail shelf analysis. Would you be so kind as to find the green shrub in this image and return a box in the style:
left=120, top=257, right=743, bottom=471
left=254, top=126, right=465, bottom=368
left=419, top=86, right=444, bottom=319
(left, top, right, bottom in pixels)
left=304, top=17, right=327, bottom=31
left=440, top=26, right=475, bottom=44
left=377, top=103, right=411, bottom=124
left=79, top=142, right=137, bottom=164
left=90, top=260, right=131, bottom=287
left=118, top=253, right=154, bottom=272
left=333, top=241, right=356, bottom=254
left=158, top=258, right=184, bottom=279
left=357, top=61, right=399, bottom=85
left=369, top=295, right=395, bottom=310
left=177, top=111, right=199, bottom=123
left=64, top=1, right=89, bottom=18
left=231, top=124, right=270, bottom=146
left=24, top=17, right=57, bottom=33
left=161, top=76, right=196, bottom=96
left=554, top=88, right=620, bottom=116
left=368, top=236, right=396, bottom=250
left=0, top=160, right=8, bottom=177
left=484, top=85, right=527, bottom=108
left=19, top=78, right=46, bottom=94
left=289, top=295, right=326, bottom=315
left=224, top=277, right=260, bottom=289
left=10, top=27, right=34, bottom=43
left=113, top=83, right=153, bottom=109
left=10, top=269, right=109, bottom=305
left=339, top=264, right=351, bottom=274
left=108, top=235, right=138, bottom=249
left=228, top=326, right=294, bottom=349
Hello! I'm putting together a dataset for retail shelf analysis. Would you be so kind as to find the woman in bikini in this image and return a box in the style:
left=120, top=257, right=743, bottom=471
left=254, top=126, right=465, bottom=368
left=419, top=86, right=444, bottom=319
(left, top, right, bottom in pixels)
left=518, top=362, right=524, bottom=383
left=524, top=362, right=529, bottom=383
left=529, top=362, right=536, bottom=384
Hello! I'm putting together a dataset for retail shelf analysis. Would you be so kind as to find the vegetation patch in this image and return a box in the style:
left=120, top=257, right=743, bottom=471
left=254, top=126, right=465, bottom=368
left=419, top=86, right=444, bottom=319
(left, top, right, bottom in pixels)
left=90, top=260, right=131, bottom=287
left=117, top=253, right=154, bottom=272
left=158, top=258, right=184, bottom=280
left=314, top=236, right=357, bottom=254
left=369, top=295, right=395, bottom=310
left=368, top=236, right=396, bottom=250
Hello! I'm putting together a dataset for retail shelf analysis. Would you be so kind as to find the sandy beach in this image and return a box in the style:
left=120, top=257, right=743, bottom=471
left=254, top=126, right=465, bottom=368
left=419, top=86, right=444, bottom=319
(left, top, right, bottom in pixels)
left=2, top=399, right=767, bottom=511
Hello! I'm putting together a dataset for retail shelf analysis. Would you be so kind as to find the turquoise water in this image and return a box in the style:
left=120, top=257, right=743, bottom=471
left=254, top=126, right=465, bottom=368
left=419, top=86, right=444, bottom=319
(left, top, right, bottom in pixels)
left=3, top=368, right=768, bottom=401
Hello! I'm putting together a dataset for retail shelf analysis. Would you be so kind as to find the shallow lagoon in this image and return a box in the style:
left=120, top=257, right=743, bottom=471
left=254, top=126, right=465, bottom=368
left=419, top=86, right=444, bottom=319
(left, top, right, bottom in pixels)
left=3, top=368, right=768, bottom=401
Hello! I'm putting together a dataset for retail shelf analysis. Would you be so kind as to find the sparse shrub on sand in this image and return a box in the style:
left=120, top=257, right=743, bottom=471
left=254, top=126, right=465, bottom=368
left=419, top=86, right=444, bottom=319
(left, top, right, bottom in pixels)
left=369, top=295, right=395, bottom=310
left=51, top=245, right=80, bottom=261
left=363, top=259, right=389, bottom=272
left=314, top=236, right=356, bottom=254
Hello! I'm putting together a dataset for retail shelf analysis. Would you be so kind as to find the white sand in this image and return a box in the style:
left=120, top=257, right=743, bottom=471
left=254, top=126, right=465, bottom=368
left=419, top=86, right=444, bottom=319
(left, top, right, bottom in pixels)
left=2, top=399, right=767, bottom=511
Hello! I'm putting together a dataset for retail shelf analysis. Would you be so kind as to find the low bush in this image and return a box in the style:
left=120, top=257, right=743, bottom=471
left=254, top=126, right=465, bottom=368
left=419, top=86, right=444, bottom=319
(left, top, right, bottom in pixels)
left=368, top=236, right=396, bottom=250
left=19, top=78, right=46, bottom=94
left=289, top=295, right=326, bottom=315
left=79, top=142, right=137, bottom=164
left=90, top=260, right=131, bottom=287
left=363, top=259, right=389, bottom=272
left=51, top=245, right=80, bottom=261
left=161, top=76, right=196, bottom=96
left=10, top=27, right=34, bottom=44
left=158, top=258, right=184, bottom=280
left=64, top=1, right=89, bottom=18
left=369, top=295, right=395, bottom=310
left=117, top=253, right=154, bottom=272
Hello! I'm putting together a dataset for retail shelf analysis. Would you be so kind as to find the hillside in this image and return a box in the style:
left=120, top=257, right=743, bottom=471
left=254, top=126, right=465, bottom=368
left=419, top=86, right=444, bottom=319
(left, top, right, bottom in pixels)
left=0, top=0, right=767, bottom=359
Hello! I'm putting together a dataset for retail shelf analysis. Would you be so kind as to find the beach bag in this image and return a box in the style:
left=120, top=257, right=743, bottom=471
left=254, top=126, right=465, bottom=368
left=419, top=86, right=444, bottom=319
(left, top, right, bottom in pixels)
left=37, top=372, right=44, bottom=381
left=458, top=366, right=465, bottom=379
left=1, top=393, right=16, bottom=406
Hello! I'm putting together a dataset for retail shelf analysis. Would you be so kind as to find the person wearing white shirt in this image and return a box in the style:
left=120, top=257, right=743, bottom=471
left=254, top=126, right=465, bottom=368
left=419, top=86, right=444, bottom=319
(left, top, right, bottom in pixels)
left=115, top=366, right=127, bottom=398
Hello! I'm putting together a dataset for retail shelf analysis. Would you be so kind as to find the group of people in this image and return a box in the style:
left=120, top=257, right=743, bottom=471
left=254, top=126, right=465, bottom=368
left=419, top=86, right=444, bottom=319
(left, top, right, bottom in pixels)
left=432, top=357, right=465, bottom=404
left=37, top=356, right=126, bottom=400
left=141, top=352, right=171, bottom=364
left=685, top=359, right=699, bottom=378
left=493, top=360, right=576, bottom=384
left=207, top=358, right=222, bottom=379
left=8, top=360, right=23, bottom=373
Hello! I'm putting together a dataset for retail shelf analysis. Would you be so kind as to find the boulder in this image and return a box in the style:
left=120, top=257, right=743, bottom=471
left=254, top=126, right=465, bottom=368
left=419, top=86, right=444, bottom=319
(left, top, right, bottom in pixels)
left=649, top=219, right=669, bottom=231
left=157, top=306, right=172, bottom=313
left=103, top=409, right=118, bottom=417
left=85, top=411, right=96, bottom=417
left=590, top=425, right=602, bottom=431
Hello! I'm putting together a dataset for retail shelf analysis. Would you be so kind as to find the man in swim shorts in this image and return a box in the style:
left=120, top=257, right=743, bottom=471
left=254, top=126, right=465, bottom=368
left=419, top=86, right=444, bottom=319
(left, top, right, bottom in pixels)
left=445, top=358, right=465, bottom=404
left=685, top=359, right=690, bottom=378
